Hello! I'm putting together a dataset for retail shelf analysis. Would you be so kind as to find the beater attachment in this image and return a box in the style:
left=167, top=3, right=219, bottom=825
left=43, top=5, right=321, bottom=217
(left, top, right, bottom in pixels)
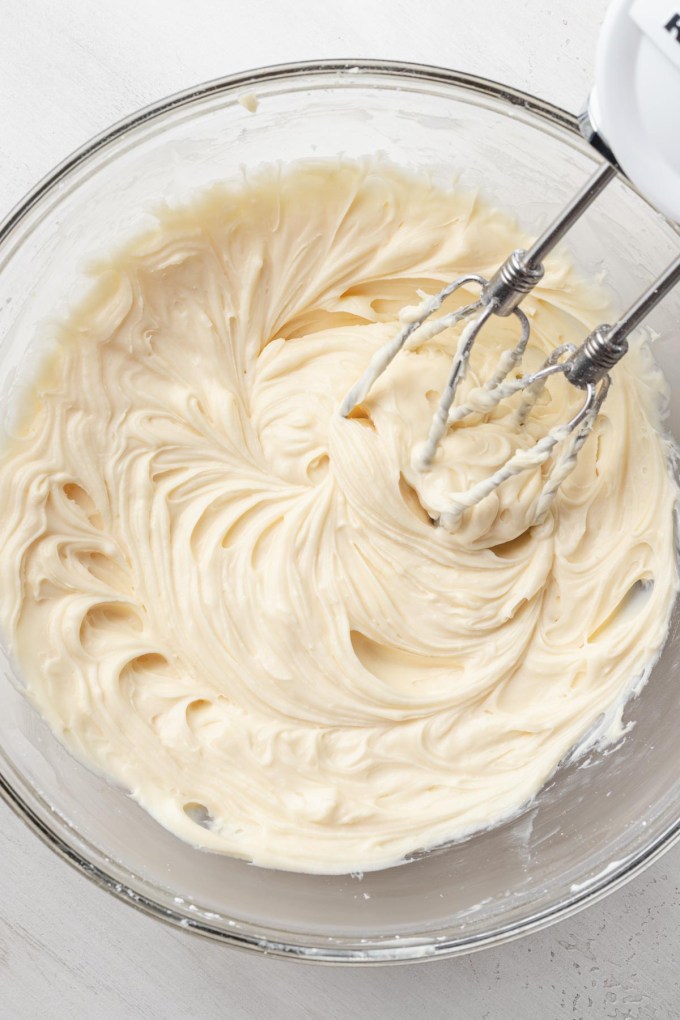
left=340, top=162, right=680, bottom=528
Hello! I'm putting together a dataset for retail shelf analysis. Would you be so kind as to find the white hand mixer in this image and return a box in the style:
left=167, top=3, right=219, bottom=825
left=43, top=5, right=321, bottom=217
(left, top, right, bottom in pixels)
left=341, top=0, right=680, bottom=528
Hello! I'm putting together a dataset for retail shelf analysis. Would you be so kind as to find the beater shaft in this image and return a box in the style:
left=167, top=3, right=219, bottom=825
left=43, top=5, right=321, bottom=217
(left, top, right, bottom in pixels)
left=565, top=254, right=680, bottom=388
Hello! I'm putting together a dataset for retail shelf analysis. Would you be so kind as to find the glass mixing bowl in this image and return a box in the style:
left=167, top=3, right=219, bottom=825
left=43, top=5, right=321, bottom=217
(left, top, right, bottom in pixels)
left=1, top=61, right=680, bottom=965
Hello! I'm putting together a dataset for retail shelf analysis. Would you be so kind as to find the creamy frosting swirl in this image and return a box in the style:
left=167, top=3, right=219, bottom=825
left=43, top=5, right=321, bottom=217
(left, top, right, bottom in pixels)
left=0, top=160, right=676, bottom=873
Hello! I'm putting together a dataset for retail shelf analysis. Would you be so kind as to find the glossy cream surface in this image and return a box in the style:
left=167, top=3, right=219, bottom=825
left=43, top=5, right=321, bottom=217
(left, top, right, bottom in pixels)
left=0, top=160, right=676, bottom=873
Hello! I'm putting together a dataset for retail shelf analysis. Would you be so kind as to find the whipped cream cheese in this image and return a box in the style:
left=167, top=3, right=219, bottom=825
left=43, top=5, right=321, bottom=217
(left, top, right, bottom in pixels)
left=0, top=160, right=676, bottom=873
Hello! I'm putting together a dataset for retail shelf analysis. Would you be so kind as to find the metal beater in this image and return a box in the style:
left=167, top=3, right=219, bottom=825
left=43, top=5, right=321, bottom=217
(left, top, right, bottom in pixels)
left=341, top=0, right=680, bottom=527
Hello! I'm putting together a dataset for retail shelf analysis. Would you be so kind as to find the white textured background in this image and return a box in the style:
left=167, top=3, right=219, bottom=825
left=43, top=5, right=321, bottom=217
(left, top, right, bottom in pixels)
left=1, top=1, right=679, bottom=1017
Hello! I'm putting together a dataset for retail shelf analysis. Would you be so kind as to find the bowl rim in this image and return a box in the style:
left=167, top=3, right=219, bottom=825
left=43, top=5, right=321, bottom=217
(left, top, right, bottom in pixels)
left=2, top=57, right=680, bottom=965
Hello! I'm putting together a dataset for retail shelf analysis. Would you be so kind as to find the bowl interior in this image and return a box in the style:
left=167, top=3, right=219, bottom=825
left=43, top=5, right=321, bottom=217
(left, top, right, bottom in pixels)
left=1, top=64, right=680, bottom=961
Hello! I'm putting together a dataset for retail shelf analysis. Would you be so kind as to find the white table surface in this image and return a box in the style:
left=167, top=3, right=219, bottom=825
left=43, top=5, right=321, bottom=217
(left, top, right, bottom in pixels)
left=1, top=1, right=679, bottom=1016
